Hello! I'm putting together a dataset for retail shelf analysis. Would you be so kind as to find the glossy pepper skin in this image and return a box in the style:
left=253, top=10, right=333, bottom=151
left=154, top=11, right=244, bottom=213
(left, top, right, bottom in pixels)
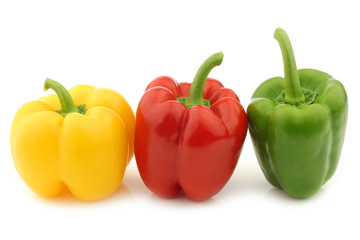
left=135, top=52, right=248, bottom=201
left=247, top=28, right=348, bottom=198
left=10, top=78, right=135, bottom=201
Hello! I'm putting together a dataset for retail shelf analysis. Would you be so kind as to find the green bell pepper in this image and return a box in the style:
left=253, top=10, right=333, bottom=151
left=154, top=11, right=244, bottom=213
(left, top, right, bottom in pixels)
left=247, top=28, right=348, bottom=198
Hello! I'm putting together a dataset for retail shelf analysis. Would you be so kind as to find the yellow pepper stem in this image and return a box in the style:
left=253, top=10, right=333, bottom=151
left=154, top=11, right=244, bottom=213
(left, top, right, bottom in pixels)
left=44, top=78, right=84, bottom=117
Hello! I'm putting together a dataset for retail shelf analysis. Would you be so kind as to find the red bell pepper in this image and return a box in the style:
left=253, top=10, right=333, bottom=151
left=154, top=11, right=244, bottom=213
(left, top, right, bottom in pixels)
left=135, top=52, right=248, bottom=201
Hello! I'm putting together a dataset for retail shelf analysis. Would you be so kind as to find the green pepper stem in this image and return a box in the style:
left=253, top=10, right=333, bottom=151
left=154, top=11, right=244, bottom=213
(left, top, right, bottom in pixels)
left=44, top=78, right=79, bottom=116
left=274, top=28, right=306, bottom=105
left=184, top=52, right=224, bottom=109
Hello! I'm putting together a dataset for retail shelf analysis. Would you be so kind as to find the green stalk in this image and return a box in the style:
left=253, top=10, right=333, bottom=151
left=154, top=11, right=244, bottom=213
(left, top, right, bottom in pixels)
left=179, top=52, right=223, bottom=109
left=274, top=28, right=306, bottom=105
left=44, top=78, right=83, bottom=117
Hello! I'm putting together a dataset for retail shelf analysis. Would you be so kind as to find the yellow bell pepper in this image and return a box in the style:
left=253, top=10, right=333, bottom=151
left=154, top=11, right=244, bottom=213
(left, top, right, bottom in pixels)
left=10, top=78, right=135, bottom=201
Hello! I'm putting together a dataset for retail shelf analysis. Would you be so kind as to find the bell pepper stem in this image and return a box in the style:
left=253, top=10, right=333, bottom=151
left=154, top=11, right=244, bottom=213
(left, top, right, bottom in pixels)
left=44, top=78, right=79, bottom=116
left=184, top=52, right=224, bottom=109
left=274, top=28, right=306, bottom=105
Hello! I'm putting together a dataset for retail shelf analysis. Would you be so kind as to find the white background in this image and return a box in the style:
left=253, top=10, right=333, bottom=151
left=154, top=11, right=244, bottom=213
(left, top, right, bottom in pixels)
left=1, top=0, right=359, bottom=239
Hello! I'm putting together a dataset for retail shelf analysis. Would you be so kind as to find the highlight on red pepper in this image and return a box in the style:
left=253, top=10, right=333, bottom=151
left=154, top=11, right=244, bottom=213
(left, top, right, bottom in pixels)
left=134, top=52, right=248, bottom=201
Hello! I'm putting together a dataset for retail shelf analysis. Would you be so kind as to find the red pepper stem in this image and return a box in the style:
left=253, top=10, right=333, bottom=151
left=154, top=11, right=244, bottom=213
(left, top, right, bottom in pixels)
left=185, top=52, right=224, bottom=109
left=274, top=28, right=306, bottom=105
left=44, top=78, right=79, bottom=116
